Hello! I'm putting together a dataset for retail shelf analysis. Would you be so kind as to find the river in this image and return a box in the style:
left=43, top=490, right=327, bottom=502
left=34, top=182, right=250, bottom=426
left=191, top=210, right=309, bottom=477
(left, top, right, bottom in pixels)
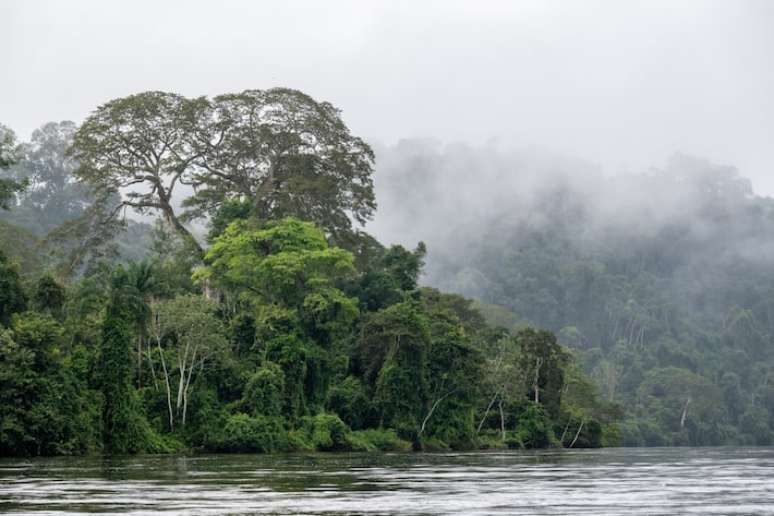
left=1, top=447, right=772, bottom=515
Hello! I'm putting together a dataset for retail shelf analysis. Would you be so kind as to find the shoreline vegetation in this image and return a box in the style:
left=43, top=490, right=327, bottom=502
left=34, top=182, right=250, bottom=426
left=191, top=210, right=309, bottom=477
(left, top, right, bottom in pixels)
left=11, top=84, right=774, bottom=456
left=0, top=89, right=616, bottom=457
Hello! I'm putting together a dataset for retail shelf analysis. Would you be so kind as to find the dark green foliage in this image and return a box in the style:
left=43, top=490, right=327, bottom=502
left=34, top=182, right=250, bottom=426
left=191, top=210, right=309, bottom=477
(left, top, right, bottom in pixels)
left=241, top=362, right=285, bottom=417
left=361, top=301, right=430, bottom=436
left=206, top=199, right=252, bottom=242
left=326, top=376, right=371, bottom=430
left=0, top=220, right=41, bottom=275
left=509, top=403, right=556, bottom=449
left=0, top=314, right=100, bottom=456
left=33, top=275, right=65, bottom=317
left=351, top=243, right=426, bottom=311
left=516, top=328, right=568, bottom=418
left=0, top=250, right=26, bottom=326
left=98, top=268, right=157, bottom=454
left=183, top=88, right=376, bottom=245
left=0, top=178, right=26, bottom=211
left=292, top=413, right=352, bottom=451
left=208, top=413, right=288, bottom=453
left=0, top=111, right=617, bottom=457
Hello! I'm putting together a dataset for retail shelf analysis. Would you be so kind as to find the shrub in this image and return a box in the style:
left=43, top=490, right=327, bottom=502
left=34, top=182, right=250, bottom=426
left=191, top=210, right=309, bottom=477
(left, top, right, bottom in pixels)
left=211, top=413, right=288, bottom=453
left=509, top=402, right=556, bottom=449
left=304, top=413, right=350, bottom=451
left=348, top=428, right=411, bottom=452
left=241, top=362, right=285, bottom=417
left=326, top=376, right=370, bottom=430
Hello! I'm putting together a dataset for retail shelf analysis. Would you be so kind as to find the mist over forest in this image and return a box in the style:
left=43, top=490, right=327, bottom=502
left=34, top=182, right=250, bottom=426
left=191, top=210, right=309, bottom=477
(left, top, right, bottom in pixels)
left=373, top=141, right=774, bottom=445
left=3, top=113, right=774, bottom=450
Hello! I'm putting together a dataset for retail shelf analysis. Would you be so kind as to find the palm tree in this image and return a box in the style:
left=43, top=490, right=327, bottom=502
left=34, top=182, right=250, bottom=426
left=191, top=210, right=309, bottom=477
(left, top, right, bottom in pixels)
left=124, top=260, right=158, bottom=388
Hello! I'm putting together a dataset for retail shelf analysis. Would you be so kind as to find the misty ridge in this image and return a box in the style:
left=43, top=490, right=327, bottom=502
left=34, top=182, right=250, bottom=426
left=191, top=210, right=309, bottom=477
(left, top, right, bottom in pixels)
left=373, top=141, right=774, bottom=314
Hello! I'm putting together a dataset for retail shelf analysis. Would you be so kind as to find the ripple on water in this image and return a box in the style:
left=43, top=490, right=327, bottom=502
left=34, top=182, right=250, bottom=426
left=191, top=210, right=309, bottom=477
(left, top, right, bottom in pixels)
left=1, top=447, right=774, bottom=515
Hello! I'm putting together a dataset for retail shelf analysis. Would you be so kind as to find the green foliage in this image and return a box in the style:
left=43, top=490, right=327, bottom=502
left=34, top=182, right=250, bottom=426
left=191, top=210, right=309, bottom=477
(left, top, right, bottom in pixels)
left=98, top=268, right=157, bottom=454
left=70, top=88, right=376, bottom=255
left=33, top=274, right=66, bottom=317
left=0, top=220, right=41, bottom=275
left=210, top=413, right=288, bottom=453
left=290, top=413, right=351, bottom=452
left=241, top=362, right=285, bottom=417
left=509, top=403, right=556, bottom=449
left=183, top=88, right=376, bottom=245
left=0, top=250, right=27, bottom=326
left=348, top=428, right=412, bottom=452
left=349, top=243, right=426, bottom=311
left=326, top=376, right=371, bottom=430
left=516, top=328, right=568, bottom=418
left=361, top=301, right=430, bottom=437
left=0, top=111, right=620, bottom=457
left=199, top=217, right=355, bottom=306
left=0, top=314, right=101, bottom=456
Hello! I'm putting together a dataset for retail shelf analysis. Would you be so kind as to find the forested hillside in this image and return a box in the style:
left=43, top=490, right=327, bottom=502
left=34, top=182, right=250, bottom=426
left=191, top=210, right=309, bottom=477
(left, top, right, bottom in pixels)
left=373, top=140, right=774, bottom=446
left=0, top=91, right=615, bottom=457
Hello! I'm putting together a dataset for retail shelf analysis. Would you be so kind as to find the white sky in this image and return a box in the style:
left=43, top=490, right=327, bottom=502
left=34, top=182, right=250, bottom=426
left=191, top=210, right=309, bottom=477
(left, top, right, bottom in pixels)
left=2, top=0, right=774, bottom=194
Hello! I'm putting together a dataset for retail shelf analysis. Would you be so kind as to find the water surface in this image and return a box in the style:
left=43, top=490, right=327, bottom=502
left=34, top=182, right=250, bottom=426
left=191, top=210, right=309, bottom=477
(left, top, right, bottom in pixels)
left=1, top=447, right=773, bottom=515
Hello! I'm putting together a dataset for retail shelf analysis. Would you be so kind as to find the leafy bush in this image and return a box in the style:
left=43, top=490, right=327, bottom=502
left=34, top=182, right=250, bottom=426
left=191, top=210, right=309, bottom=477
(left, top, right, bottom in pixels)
left=241, top=362, right=285, bottom=417
left=298, top=413, right=351, bottom=451
left=348, top=428, right=411, bottom=452
left=209, top=413, right=288, bottom=453
left=508, top=403, right=556, bottom=449
left=325, top=376, right=370, bottom=430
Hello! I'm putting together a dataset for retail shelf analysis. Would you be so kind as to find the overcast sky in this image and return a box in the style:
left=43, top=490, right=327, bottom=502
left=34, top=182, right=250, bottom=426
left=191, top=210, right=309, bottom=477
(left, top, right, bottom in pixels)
left=2, top=0, right=774, bottom=194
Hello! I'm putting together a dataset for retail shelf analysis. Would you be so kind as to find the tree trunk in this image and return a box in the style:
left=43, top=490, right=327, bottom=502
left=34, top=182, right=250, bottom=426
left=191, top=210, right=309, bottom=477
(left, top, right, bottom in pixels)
left=533, top=357, right=543, bottom=404
left=477, top=390, right=500, bottom=434
left=680, top=397, right=691, bottom=429
left=498, top=398, right=506, bottom=441
left=137, top=336, right=143, bottom=388
left=181, top=347, right=198, bottom=427
left=559, top=418, right=571, bottom=445
left=157, top=337, right=174, bottom=431
left=156, top=186, right=203, bottom=257
left=419, top=389, right=454, bottom=436
left=145, top=339, right=159, bottom=392
left=569, top=419, right=585, bottom=448
left=176, top=358, right=186, bottom=413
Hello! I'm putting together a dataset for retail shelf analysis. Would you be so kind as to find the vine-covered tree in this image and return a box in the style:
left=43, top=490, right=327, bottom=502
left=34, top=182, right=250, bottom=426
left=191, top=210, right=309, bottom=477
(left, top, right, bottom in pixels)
left=0, top=250, right=27, bottom=326
left=99, top=268, right=155, bottom=453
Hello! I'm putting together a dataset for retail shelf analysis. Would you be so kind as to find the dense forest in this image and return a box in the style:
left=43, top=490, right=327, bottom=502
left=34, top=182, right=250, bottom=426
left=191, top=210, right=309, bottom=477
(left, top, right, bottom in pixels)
left=0, top=89, right=616, bottom=457
left=373, top=141, right=774, bottom=446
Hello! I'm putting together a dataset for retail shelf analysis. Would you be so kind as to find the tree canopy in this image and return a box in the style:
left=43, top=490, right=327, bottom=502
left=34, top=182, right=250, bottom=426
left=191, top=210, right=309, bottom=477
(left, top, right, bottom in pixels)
left=70, top=88, right=376, bottom=256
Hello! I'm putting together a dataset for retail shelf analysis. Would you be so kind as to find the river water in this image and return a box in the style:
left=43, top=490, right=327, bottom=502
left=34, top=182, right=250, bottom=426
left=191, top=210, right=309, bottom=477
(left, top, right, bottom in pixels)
left=1, top=447, right=773, bottom=515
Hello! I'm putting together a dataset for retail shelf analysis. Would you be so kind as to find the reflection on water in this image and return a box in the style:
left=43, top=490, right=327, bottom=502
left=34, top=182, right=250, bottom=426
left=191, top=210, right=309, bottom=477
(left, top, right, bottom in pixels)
left=1, top=447, right=773, bottom=515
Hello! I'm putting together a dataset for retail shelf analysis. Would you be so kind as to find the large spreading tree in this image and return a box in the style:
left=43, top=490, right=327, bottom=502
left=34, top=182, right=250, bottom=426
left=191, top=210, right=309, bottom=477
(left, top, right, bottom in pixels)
left=184, top=88, right=375, bottom=243
left=70, top=88, right=376, bottom=256
left=70, top=92, right=208, bottom=254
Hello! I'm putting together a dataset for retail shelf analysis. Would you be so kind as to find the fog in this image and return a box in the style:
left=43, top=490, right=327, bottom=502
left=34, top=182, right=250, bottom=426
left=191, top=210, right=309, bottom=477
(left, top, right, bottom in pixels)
left=2, top=0, right=774, bottom=199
